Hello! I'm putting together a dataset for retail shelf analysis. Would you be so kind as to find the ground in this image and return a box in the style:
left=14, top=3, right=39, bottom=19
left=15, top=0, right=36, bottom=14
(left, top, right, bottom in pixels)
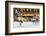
left=14, top=21, right=40, bottom=28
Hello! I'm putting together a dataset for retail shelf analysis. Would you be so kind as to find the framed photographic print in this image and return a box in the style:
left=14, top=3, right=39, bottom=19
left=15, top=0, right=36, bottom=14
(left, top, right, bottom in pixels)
left=5, top=1, right=45, bottom=35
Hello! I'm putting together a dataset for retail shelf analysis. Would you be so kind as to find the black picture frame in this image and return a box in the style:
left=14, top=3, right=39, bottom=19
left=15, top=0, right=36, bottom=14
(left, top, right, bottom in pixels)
left=5, top=1, right=45, bottom=35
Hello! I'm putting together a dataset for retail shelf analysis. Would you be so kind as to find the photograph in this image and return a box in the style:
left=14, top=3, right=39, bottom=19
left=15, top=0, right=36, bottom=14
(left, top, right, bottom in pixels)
left=5, top=1, right=45, bottom=35
left=14, top=8, right=40, bottom=28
